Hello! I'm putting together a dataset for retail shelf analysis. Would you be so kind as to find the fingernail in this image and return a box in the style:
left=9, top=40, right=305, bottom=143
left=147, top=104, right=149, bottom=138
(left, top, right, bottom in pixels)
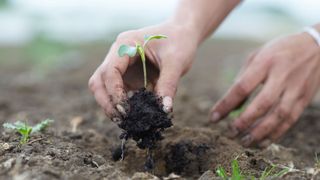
left=112, top=117, right=122, bottom=123
left=227, top=125, right=239, bottom=138
left=127, top=91, right=134, bottom=98
left=259, top=139, right=272, bottom=148
left=116, top=104, right=126, bottom=116
left=211, top=112, right=220, bottom=122
left=162, top=96, right=173, bottom=113
left=241, top=134, right=253, bottom=147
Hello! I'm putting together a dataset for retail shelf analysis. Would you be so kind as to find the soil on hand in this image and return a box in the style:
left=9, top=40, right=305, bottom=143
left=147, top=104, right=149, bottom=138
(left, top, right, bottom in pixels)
left=118, top=88, right=172, bottom=150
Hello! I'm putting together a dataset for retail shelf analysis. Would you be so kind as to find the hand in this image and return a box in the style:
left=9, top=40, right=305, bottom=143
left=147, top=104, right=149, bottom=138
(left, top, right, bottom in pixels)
left=89, top=22, right=198, bottom=120
left=210, top=32, right=320, bottom=147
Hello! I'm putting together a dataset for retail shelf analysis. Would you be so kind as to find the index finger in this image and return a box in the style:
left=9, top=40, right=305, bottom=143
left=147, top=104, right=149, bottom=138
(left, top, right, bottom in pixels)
left=210, top=57, right=269, bottom=122
left=101, top=43, right=133, bottom=106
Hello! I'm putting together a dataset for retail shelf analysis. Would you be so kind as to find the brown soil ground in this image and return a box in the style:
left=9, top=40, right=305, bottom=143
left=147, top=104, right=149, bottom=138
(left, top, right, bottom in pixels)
left=0, top=39, right=319, bottom=179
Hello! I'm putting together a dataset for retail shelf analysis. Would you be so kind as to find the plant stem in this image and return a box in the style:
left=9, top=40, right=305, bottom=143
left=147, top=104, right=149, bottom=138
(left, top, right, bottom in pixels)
left=141, top=53, right=147, bottom=88
left=138, top=46, right=147, bottom=88
left=21, top=135, right=28, bottom=144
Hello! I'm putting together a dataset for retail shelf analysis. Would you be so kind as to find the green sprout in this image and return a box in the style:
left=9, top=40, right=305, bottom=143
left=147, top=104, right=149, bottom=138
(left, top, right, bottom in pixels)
left=3, top=119, right=54, bottom=144
left=216, top=159, right=243, bottom=180
left=216, top=159, right=289, bottom=180
left=118, top=34, right=167, bottom=88
left=260, top=165, right=289, bottom=180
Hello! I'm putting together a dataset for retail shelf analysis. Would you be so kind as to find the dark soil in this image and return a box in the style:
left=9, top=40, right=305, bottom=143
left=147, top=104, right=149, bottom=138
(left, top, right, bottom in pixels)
left=118, top=88, right=172, bottom=150
left=0, top=40, right=319, bottom=179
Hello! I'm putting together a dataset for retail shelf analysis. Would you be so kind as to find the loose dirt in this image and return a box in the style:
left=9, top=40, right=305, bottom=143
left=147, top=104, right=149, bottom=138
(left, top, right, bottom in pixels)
left=0, top=40, right=319, bottom=179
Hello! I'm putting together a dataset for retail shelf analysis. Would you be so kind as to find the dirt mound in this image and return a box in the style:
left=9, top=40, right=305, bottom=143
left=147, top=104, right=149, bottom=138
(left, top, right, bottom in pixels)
left=118, top=89, right=172, bottom=150
left=121, top=127, right=286, bottom=178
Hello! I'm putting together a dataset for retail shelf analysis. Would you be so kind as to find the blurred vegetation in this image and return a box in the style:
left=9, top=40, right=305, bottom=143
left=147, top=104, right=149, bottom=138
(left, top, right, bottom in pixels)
left=0, top=0, right=9, bottom=9
left=0, top=35, right=79, bottom=77
left=25, top=36, right=72, bottom=68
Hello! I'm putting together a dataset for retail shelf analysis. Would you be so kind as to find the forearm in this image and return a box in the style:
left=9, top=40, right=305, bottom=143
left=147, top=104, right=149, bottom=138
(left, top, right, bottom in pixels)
left=169, top=0, right=242, bottom=45
left=314, top=23, right=320, bottom=31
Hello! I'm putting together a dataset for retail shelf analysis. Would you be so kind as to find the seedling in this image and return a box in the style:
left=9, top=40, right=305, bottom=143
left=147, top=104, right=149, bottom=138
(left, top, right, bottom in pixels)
left=216, top=159, right=243, bottom=180
left=3, top=119, right=54, bottom=144
left=216, top=159, right=289, bottom=180
left=260, top=164, right=289, bottom=180
left=118, top=34, right=167, bottom=88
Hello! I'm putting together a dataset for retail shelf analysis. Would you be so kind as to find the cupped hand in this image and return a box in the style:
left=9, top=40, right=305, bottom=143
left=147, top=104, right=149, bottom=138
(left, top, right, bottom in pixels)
left=210, top=32, right=320, bottom=147
left=89, top=22, right=198, bottom=121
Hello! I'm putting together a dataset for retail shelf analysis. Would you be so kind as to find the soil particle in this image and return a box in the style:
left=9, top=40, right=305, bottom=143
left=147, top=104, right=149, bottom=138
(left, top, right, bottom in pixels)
left=131, top=172, right=160, bottom=180
left=118, top=88, right=172, bottom=150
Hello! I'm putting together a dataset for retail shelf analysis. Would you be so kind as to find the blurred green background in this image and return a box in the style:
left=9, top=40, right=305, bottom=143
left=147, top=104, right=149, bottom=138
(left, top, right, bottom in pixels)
left=0, top=0, right=319, bottom=76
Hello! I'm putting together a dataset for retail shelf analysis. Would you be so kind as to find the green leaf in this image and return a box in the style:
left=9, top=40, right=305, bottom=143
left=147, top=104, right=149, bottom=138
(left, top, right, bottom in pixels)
left=231, top=159, right=242, bottom=180
left=143, top=34, right=167, bottom=47
left=3, top=123, right=17, bottom=130
left=216, top=166, right=228, bottom=179
left=3, top=121, right=28, bottom=130
left=118, top=44, right=137, bottom=57
left=32, top=119, right=54, bottom=133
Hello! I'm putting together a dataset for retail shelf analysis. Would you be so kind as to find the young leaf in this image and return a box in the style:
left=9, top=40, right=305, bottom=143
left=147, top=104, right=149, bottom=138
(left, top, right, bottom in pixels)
left=3, top=121, right=32, bottom=144
left=143, top=34, right=167, bottom=47
left=216, top=166, right=228, bottom=179
left=3, top=123, right=17, bottom=130
left=118, top=44, right=137, bottom=57
left=3, top=121, right=27, bottom=130
left=231, top=159, right=242, bottom=180
left=32, top=119, right=54, bottom=133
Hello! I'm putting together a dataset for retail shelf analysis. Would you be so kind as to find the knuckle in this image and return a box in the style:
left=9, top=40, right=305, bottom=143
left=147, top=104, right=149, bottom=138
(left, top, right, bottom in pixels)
left=116, top=30, right=137, bottom=42
left=300, top=98, right=309, bottom=108
left=114, top=82, right=124, bottom=91
left=165, top=81, right=177, bottom=95
left=277, top=106, right=291, bottom=121
left=260, top=123, right=271, bottom=135
left=246, top=51, right=257, bottom=64
left=100, top=68, right=110, bottom=81
left=256, top=96, right=273, bottom=111
left=281, top=120, right=292, bottom=131
left=234, top=118, right=248, bottom=131
left=88, top=76, right=98, bottom=91
left=116, top=31, right=131, bottom=41
left=256, top=53, right=276, bottom=67
left=234, top=80, right=250, bottom=97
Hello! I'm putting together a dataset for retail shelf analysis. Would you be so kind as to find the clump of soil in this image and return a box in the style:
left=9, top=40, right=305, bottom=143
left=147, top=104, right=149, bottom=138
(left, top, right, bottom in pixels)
left=118, top=88, right=172, bottom=150
left=164, top=140, right=210, bottom=175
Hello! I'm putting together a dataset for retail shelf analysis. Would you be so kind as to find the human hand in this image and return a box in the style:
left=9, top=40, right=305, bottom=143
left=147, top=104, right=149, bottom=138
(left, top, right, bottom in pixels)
left=210, top=31, right=320, bottom=147
left=89, top=22, right=198, bottom=121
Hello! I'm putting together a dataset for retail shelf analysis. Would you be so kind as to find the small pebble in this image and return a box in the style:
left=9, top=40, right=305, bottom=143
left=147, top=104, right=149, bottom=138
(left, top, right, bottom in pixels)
left=1, top=143, right=10, bottom=150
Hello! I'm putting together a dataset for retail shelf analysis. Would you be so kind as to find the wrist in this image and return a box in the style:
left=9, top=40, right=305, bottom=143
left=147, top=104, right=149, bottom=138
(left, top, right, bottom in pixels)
left=303, top=25, right=320, bottom=47
left=162, top=20, right=203, bottom=46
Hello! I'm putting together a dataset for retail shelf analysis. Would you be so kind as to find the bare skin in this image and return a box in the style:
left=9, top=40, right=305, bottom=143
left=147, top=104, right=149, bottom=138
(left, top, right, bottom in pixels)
left=210, top=29, right=320, bottom=147
left=88, top=22, right=199, bottom=117
left=89, top=0, right=240, bottom=117
left=89, top=0, right=320, bottom=147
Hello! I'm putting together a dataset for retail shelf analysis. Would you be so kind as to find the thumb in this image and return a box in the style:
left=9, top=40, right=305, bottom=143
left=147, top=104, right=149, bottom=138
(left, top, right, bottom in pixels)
left=155, top=64, right=181, bottom=113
